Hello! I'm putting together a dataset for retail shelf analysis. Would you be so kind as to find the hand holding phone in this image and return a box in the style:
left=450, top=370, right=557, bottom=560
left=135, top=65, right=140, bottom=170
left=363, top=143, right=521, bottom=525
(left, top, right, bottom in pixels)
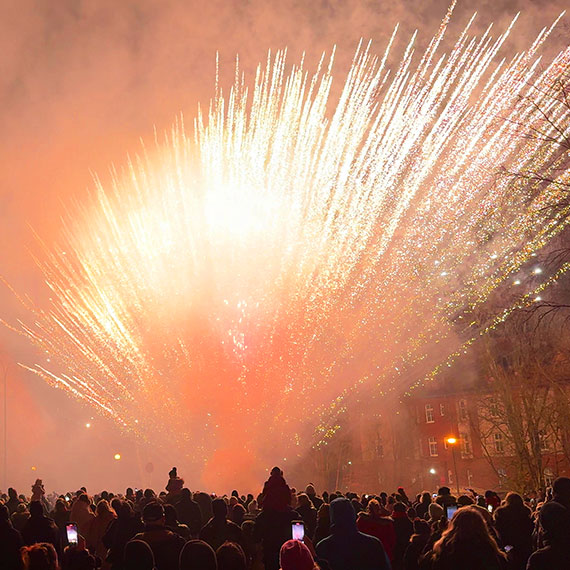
left=66, top=523, right=78, bottom=545
left=292, top=521, right=305, bottom=541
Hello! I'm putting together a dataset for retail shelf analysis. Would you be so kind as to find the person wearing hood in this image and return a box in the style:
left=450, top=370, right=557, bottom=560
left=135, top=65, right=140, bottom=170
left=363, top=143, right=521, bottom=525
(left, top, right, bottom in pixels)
left=315, top=497, right=391, bottom=570
left=305, top=485, right=324, bottom=511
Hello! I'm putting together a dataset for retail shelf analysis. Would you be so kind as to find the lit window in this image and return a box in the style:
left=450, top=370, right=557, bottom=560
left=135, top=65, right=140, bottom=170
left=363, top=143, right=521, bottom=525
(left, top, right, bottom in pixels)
left=440, top=403, right=445, bottom=416
left=429, top=437, right=438, bottom=457
left=458, top=400, right=468, bottom=421
left=494, top=432, right=504, bottom=453
left=425, top=404, right=435, bottom=423
left=461, top=432, right=471, bottom=455
left=376, top=435, right=384, bottom=458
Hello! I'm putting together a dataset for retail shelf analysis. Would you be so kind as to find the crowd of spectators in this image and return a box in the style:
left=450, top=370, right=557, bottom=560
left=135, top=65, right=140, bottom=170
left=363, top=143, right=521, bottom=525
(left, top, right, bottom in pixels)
left=1, top=466, right=569, bottom=570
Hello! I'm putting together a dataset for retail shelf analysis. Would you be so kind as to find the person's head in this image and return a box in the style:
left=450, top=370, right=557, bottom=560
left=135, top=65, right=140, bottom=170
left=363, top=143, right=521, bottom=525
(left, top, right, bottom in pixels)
left=407, top=507, right=417, bottom=519
left=181, top=488, right=192, bottom=500
left=297, top=493, right=311, bottom=509
left=0, top=504, right=9, bottom=522
left=504, top=492, right=524, bottom=508
left=17, top=503, right=29, bottom=514
left=164, top=504, right=179, bottom=527
left=270, top=466, right=283, bottom=477
left=8, top=487, right=17, bottom=499
left=230, top=504, right=245, bottom=525
left=118, top=501, right=133, bottom=519
left=279, top=539, right=318, bottom=570
left=434, top=507, right=502, bottom=557
left=29, top=501, right=43, bottom=518
left=21, top=543, right=59, bottom=570
left=143, top=489, right=155, bottom=499
left=539, top=501, right=570, bottom=543
left=142, top=502, right=165, bottom=526
left=428, top=502, right=444, bottom=521
left=330, top=498, right=357, bottom=533
left=216, top=542, right=246, bottom=570
left=241, top=520, right=254, bottom=537
left=421, top=492, right=432, bottom=504
left=248, top=499, right=258, bottom=513
left=111, top=497, right=122, bottom=513
left=484, top=490, right=496, bottom=500
left=317, top=503, right=330, bottom=523
left=393, top=502, right=407, bottom=515
left=124, top=539, right=155, bottom=570
left=305, top=484, right=316, bottom=496
left=212, top=498, right=228, bottom=519
left=180, top=540, right=217, bottom=570
left=96, top=499, right=114, bottom=517
left=457, top=495, right=475, bottom=507
left=367, top=498, right=381, bottom=517
left=78, top=494, right=90, bottom=506
left=438, top=487, right=451, bottom=496
left=552, top=477, right=570, bottom=508
left=413, top=519, right=431, bottom=536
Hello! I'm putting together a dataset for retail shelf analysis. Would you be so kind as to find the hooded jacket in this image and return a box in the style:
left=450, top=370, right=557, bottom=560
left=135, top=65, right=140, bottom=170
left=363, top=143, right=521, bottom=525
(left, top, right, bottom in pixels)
left=315, top=498, right=391, bottom=570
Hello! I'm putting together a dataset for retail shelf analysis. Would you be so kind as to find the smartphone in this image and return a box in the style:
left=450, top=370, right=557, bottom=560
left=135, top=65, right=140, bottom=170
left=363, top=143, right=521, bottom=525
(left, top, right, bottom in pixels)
left=292, top=521, right=305, bottom=541
left=504, top=545, right=513, bottom=553
left=66, top=523, right=78, bottom=545
left=446, top=505, right=458, bottom=519
left=487, top=504, right=493, bottom=513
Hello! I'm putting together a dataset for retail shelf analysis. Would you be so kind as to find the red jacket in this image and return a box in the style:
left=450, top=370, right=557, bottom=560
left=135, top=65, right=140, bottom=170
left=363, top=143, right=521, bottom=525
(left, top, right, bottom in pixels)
left=356, top=512, right=396, bottom=560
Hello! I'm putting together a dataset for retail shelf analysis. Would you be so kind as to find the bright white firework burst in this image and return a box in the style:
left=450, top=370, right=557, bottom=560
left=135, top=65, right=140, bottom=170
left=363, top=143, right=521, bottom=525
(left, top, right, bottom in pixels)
left=7, top=5, right=570, bottom=483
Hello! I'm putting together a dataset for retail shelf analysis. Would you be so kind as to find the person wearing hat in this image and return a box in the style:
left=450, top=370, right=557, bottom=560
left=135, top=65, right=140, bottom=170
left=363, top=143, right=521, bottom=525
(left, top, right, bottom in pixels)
left=280, top=539, right=319, bottom=570
left=133, top=501, right=185, bottom=570
left=315, top=498, right=390, bottom=570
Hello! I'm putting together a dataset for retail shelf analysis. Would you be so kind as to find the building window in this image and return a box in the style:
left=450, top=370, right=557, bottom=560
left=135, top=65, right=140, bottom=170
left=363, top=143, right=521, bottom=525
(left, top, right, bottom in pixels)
left=539, top=431, right=549, bottom=451
left=376, top=435, right=384, bottom=458
left=440, top=403, right=445, bottom=416
left=460, top=433, right=469, bottom=454
left=494, top=432, right=504, bottom=454
left=425, top=404, right=435, bottom=423
left=490, top=400, right=500, bottom=418
left=429, top=437, right=438, bottom=457
left=458, top=400, right=468, bottom=421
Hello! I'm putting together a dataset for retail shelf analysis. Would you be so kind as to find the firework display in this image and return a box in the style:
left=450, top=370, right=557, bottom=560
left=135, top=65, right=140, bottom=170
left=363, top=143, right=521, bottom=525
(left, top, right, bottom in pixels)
left=8, top=7, right=570, bottom=482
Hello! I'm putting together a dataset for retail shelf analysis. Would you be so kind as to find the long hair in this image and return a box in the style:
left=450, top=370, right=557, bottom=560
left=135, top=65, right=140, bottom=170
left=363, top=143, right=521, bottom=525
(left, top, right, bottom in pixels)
left=21, top=543, right=59, bottom=570
left=432, top=507, right=505, bottom=559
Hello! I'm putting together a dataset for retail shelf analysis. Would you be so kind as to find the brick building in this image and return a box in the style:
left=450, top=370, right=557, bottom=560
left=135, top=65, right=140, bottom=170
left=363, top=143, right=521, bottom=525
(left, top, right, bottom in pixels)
left=324, top=374, right=570, bottom=494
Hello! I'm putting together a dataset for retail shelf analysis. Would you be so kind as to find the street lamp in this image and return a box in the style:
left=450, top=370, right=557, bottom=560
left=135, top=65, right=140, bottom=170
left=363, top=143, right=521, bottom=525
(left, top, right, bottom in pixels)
left=446, top=437, right=460, bottom=494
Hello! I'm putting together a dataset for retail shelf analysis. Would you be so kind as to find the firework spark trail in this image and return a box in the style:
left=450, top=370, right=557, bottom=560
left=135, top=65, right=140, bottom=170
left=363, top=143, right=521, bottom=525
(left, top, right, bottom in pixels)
left=6, top=8, right=570, bottom=484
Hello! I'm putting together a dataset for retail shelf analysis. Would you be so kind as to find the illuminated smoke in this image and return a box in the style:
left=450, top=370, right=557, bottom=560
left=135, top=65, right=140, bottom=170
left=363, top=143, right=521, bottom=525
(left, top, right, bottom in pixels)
left=9, top=8, right=570, bottom=486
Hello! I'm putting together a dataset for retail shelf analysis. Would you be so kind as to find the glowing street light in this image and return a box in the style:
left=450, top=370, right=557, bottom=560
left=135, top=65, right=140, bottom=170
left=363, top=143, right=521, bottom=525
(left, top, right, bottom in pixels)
left=114, top=453, right=121, bottom=461
left=429, top=468, right=436, bottom=475
left=446, top=437, right=460, bottom=494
